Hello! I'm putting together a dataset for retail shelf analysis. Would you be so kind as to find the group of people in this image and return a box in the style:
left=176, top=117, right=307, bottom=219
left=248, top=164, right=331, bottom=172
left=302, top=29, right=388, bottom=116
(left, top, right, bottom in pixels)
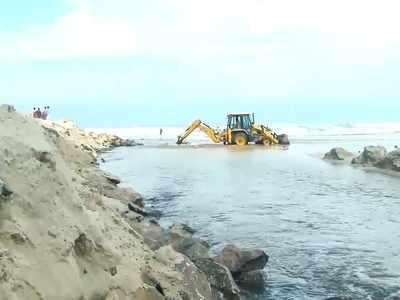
left=32, top=106, right=50, bottom=120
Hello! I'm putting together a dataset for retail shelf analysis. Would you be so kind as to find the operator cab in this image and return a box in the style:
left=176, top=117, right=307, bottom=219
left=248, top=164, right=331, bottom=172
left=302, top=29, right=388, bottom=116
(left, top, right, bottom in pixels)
left=227, top=113, right=254, bottom=130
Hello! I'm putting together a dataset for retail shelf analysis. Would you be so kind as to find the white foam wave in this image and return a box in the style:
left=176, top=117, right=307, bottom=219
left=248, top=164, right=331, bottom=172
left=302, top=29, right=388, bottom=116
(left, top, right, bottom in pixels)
left=87, top=122, right=400, bottom=143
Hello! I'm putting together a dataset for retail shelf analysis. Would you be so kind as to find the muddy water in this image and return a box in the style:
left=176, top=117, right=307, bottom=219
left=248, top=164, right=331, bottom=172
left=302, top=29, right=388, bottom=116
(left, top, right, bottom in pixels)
left=101, top=137, right=400, bottom=300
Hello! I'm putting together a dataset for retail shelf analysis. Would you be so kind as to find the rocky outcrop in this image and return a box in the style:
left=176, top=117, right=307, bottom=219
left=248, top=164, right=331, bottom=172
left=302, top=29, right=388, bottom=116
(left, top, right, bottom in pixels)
left=214, top=244, right=268, bottom=274
left=375, top=150, right=400, bottom=172
left=352, top=146, right=387, bottom=166
left=233, top=270, right=265, bottom=290
left=169, top=223, right=196, bottom=241
left=324, top=148, right=354, bottom=161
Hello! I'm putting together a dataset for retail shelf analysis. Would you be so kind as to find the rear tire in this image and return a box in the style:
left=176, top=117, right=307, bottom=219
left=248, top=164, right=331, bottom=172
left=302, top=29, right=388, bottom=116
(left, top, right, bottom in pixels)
left=233, top=132, right=248, bottom=146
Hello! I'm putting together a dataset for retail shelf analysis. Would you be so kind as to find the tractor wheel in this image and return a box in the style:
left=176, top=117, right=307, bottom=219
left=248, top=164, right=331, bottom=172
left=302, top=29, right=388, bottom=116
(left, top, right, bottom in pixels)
left=263, top=139, right=272, bottom=146
left=233, top=132, right=248, bottom=146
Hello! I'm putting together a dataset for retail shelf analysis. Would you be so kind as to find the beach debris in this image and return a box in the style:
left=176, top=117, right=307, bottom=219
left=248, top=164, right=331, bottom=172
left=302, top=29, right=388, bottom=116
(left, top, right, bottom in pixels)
left=352, top=146, right=387, bottom=166
left=324, top=147, right=354, bottom=161
left=213, top=244, right=269, bottom=274
left=133, top=285, right=165, bottom=300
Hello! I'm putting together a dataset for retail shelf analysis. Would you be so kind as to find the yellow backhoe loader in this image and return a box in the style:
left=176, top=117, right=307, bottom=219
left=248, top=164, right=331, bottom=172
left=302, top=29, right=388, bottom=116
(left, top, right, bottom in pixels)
left=177, top=113, right=289, bottom=146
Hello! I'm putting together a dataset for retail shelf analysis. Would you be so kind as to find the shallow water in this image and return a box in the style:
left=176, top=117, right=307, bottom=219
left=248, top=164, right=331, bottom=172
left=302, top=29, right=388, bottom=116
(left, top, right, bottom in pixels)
left=100, top=137, right=400, bottom=300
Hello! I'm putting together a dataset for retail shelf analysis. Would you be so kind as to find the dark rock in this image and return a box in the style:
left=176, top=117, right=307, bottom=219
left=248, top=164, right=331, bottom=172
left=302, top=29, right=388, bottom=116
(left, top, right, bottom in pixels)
left=193, top=258, right=240, bottom=299
left=352, top=146, right=387, bottom=166
left=375, top=150, right=400, bottom=172
left=74, top=233, right=94, bottom=256
left=34, top=151, right=56, bottom=170
left=128, top=202, right=148, bottom=216
left=324, top=148, right=354, bottom=161
left=10, top=233, right=27, bottom=245
left=214, top=244, right=268, bottom=274
left=0, top=179, right=12, bottom=197
left=278, top=134, right=290, bottom=145
left=169, top=223, right=196, bottom=241
left=234, top=270, right=265, bottom=291
left=103, top=172, right=121, bottom=185
left=120, top=139, right=143, bottom=147
left=172, top=238, right=210, bottom=261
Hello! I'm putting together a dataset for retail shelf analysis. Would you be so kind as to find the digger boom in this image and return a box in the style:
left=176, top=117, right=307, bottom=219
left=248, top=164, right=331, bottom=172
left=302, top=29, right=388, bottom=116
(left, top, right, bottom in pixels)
left=176, top=119, right=224, bottom=144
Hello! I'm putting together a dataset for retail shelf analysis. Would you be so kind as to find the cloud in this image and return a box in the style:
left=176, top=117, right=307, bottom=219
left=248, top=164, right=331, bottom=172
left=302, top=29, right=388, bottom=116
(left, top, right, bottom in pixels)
left=1, top=0, right=400, bottom=63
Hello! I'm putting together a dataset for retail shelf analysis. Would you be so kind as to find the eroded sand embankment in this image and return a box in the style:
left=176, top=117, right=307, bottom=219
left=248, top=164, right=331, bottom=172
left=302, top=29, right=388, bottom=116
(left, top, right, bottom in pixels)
left=0, top=105, right=215, bottom=300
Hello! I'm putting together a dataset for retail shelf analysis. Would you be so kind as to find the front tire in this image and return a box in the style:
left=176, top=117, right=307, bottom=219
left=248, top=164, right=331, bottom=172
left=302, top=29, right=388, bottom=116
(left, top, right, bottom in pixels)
left=233, top=132, right=248, bottom=146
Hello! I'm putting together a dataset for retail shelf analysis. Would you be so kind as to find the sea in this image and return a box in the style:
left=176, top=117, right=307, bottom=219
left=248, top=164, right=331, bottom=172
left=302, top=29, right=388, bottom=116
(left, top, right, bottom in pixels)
left=96, top=123, right=400, bottom=300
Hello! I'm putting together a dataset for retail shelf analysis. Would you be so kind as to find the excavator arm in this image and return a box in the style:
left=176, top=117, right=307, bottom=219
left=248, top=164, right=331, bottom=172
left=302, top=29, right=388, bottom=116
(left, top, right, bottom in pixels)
left=177, top=119, right=223, bottom=144
left=252, top=124, right=280, bottom=145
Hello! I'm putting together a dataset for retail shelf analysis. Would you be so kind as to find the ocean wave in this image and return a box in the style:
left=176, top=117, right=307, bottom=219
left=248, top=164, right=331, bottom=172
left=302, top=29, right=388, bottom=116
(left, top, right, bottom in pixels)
left=87, top=122, right=400, bottom=142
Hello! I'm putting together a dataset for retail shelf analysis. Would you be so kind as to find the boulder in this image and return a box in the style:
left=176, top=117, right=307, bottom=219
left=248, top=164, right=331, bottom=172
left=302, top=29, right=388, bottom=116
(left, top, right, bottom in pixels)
left=193, top=258, right=240, bottom=299
left=104, top=187, right=144, bottom=207
left=74, top=233, right=95, bottom=256
left=352, top=146, right=387, bottom=166
left=234, top=270, right=265, bottom=291
left=375, top=150, right=400, bottom=172
left=324, top=148, right=354, bottom=161
left=278, top=134, right=290, bottom=145
left=103, top=172, right=121, bottom=185
left=214, top=244, right=268, bottom=274
left=172, top=237, right=210, bottom=261
left=0, top=179, right=12, bottom=197
left=128, top=220, right=169, bottom=250
left=169, top=223, right=196, bottom=241
left=155, top=246, right=213, bottom=300
left=128, top=202, right=148, bottom=216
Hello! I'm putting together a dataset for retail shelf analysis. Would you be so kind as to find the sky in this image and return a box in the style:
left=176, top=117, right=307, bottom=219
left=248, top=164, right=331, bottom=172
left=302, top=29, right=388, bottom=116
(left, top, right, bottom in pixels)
left=0, top=0, right=399, bottom=127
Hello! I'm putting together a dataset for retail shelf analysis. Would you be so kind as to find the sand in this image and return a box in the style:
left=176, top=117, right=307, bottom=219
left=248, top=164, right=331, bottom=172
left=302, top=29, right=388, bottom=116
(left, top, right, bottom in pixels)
left=0, top=105, right=212, bottom=300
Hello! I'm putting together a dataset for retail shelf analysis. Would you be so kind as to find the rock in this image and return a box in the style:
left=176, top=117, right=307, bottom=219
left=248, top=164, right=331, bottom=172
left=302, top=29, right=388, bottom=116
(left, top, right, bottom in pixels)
left=74, top=233, right=95, bottom=256
left=104, top=187, right=144, bottom=207
left=214, top=244, right=268, bottom=274
left=128, top=220, right=169, bottom=250
left=155, top=246, right=213, bottom=300
left=120, top=139, right=143, bottom=147
left=234, top=270, right=265, bottom=291
left=352, top=146, right=387, bottom=166
left=375, top=150, right=400, bottom=172
left=172, top=238, right=210, bottom=261
left=193, top=258, right=240, bottom=299
left=324, top=148, right=354, bottom=161
left=278, top=134, right=290, bottom=145
left=128, top=202, right=148, bottom=217
left=134, top=286, right=165, bottom=300
left=103, top=172, right=121, bottom=185
left=169, top=223, right=196, bottom=241
left=0, top=179, right=12, bottom=197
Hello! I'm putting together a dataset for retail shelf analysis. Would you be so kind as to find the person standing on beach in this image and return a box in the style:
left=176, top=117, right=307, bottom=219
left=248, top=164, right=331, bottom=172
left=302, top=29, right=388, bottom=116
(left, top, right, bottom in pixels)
left=160, top=128, right=163, bottom=137
left=36, top=108, right=42, bottom=119
left=41, top=106, right=48, bottom=120
left=32, top=107, right=37, bottom=118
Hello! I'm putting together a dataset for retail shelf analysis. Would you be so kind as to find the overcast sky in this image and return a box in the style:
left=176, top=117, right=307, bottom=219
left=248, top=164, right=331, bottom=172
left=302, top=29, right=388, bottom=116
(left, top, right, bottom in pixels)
left=1, top=0, right=399, bottom=126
